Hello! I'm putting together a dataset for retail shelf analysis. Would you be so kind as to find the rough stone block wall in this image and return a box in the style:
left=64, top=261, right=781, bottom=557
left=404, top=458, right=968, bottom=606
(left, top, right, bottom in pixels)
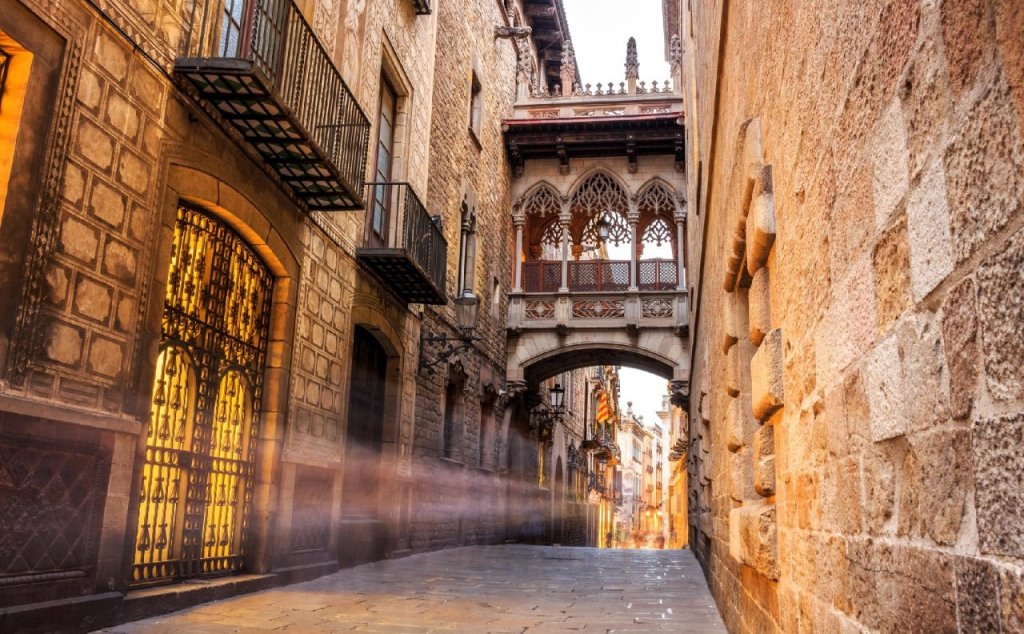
left=406, top=0, right=519, bottom=551
left=684, top=0, right=1024, bottom=631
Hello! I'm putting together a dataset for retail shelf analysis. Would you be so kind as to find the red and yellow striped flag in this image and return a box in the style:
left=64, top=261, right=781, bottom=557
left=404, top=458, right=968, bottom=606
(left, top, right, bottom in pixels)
left=596, top=390, right=611, bottom=423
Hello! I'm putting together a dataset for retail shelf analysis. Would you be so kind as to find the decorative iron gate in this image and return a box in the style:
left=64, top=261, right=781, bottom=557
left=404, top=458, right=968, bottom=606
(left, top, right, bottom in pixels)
left=132, top=205, right=273, bottom=585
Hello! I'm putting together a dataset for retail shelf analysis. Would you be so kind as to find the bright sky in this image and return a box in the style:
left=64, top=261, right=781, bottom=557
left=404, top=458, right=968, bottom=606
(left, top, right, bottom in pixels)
left=562, top=0, right=671, bottom=88
left=562, top=0, right=675, bottom=425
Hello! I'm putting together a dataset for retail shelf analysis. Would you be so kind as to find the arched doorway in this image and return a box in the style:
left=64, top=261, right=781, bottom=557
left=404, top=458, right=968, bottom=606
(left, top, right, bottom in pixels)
left=133, top=204, right=274, bottom=586
left=342, top=326, right=389, bottom=519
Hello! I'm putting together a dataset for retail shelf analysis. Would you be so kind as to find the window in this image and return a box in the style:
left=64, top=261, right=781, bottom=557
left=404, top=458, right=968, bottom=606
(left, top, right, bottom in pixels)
left=369, top=78, right=398, bottom=247
left=219, top=0, right=246, bottom=56
left=457, top=199, right=477, bottom=294
left=443, top=372, right=465, bottom=460
left=0, top=46, right=10, bottom=110
left=468, top=71, right=482, bottom=140
left=479, top=401, right=493, bottom=467
left=490, top=277, right=501, bottom=318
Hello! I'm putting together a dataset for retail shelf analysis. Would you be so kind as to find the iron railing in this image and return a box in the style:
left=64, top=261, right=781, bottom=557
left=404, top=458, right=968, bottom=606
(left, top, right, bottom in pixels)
left=179, top=0, right=370, bottom=204
left=522, top=261, right=562, bottom=293
left=638, top=259, right=678, bottom=291
left=365, top=182, right=447, bottom=293
left=569, top=260, right=631, bottom=292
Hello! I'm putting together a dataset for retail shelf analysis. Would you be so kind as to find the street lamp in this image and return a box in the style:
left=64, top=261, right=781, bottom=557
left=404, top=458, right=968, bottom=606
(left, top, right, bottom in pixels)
left=419, top=290, right=482, bottom=373
left=550, top=383, right=565, bottom=410
left=597, top=213, right=611, bottom=243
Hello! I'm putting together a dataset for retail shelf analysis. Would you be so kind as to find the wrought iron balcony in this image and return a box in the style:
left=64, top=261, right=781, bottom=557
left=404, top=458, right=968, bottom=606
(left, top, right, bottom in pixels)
left=175, top=0, right=370, bottom=210
left=357, top=182, right=447, bottom=305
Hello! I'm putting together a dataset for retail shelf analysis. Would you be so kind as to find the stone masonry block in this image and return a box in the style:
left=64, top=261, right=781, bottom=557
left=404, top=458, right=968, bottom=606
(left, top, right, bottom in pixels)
left=865, top=334, right=907, bottom=442
left=73, top=276, right=113, bottom=323
left=872, top=214, right=911, bottom=334
left=896, top=313, right=951, bottom=431
left=746, top=165, right=775, bottom=275
left=941, top=277, right=978, bottom=420
left=954, top=557, right=1002, bottom=633
left=862, top=443, right=896, bottom=535
left=750, top=328, right=783, bottom=421
left=726, top=343, right=741, bottom=397
left=753, top=423, right=775, bottom=497
left=727, top=395, right=757, bottom=453
left=906, top=161, right=954, bottom=303
left=87, top=336, right=123, bottom=378
left=77, top=119, right=115, bottom=171
left=89, top=180, right=127, bottom=229
left=45, top=322, right=84, bottom=367
left=910, top=429, right=971, bottom=546
left=999, top=565, right=1024, bottom=633
left=973, top=413, right=1024, bottom=558
left=748, top=266, right=770, bottom=345
left=871, top=99, right=910, bottom=231
left=730, top=446, right=754, bottom=503
left=729, top=501, right=779, bottom=580
left=977, top=226, right=1024, bottom=402
left=944, top=78, right=1024, bottom=263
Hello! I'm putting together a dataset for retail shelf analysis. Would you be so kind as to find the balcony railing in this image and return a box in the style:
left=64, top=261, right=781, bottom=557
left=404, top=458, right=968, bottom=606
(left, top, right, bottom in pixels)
left=356, top=183, right=447, bottom=305
left=638, top=259, right=678, bottom=291
left=569, top=260, right=631, bottom=292
left=521, top=259, right=678, bottom=293
left=522, top=261, right=561, bottom=293
left=175, top=0, right=370, bottom=210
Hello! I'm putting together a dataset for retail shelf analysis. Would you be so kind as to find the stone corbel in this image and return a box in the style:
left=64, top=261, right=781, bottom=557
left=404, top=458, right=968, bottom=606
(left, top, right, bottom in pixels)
left=494, top=25, right=533, bottom=38
left=556, top=137, right=569, bottom=175
left=626, top=134, right=637, bottom=173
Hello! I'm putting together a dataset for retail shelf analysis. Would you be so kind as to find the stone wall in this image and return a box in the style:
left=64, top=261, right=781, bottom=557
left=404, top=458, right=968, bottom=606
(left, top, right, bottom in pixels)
left=406, top=0, right=521, bottom=552
left=682, top=0, right=1024, bottom=631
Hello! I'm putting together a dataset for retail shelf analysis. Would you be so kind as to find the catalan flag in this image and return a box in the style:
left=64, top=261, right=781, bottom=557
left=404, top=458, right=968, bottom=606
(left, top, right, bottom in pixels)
left=596, top=389, right=611, bottom=423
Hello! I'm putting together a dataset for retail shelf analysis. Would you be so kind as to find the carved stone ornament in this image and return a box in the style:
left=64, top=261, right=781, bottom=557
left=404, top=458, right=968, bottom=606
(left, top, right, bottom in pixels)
left=625, top=36, right=639, bottom=80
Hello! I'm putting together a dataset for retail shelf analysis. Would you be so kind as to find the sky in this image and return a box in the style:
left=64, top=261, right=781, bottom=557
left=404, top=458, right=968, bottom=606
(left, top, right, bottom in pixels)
left=562, top=0, right=675, bottom=427
left=562, top=0, right=672, bottom=89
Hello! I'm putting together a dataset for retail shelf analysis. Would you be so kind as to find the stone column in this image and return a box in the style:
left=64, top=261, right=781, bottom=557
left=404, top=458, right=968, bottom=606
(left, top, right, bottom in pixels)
left=513, top=215, right=525, bottom=292
left=628, top=198, right=639, bottom=291
left=674, top=202, right=687, bottom=290
left=559, top=199, right=571, bottom=292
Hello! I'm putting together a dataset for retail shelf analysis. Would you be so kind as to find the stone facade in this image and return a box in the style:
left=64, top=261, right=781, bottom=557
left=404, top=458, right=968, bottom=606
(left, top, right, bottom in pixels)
left=0, top=0, right=561, bottom=629
left=679, top=0, right=1024, bottom=631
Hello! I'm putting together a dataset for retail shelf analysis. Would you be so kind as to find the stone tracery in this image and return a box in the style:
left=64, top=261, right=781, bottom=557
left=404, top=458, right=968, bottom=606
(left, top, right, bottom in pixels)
left=515, top=172, right=685, bottom=292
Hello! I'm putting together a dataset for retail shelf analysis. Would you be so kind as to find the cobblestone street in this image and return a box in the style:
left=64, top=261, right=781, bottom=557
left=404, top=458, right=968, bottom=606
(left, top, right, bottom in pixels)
left=100, top=546, right=725, bottom=633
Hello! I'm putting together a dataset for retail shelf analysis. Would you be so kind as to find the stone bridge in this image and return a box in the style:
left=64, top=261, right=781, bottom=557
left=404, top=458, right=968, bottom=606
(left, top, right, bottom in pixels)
left=505, top=289, right=690, bottom=393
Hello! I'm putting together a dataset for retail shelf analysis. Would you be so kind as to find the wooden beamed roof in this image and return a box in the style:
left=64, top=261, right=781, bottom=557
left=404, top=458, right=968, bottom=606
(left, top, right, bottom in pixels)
left=523, top=0, right=581, bottom=90
left=503, top=112, right=685, bottom=176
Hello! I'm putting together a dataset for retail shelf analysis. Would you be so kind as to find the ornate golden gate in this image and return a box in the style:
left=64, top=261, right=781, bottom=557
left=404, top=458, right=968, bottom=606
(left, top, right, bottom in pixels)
left=132, top=205, right=273, bottom=585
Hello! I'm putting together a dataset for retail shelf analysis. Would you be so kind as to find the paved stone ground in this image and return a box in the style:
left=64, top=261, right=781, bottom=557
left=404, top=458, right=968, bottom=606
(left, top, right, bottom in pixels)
left=99, top=545, right=726, bottom=633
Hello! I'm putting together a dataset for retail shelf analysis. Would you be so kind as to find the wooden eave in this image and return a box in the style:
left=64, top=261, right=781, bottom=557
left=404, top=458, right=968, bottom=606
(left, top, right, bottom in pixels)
left=503, top=111, right=685, bottom=174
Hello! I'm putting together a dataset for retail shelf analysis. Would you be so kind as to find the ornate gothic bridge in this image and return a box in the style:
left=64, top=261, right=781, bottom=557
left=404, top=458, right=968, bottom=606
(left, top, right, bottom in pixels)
left=502, top=71, right=690, bottom=399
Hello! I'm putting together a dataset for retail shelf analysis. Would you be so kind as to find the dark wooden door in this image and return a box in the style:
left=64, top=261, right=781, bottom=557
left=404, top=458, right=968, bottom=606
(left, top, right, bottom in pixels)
left=342, top=326, right=388, bottom=517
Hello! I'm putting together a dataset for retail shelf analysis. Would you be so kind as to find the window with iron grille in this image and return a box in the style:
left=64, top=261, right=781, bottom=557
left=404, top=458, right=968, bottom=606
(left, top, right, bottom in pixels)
left=0, top=47, right=10, bottom=111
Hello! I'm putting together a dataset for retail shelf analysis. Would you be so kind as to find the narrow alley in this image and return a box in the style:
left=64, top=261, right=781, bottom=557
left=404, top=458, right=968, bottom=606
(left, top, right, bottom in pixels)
left=99, top=546, right=724, bottom=633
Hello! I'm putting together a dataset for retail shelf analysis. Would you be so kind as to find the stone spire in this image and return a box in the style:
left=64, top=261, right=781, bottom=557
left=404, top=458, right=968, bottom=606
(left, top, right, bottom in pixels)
left=669, top=34, right=682, bottom=93
left=625, top=36, right=639, bottom=94
left=560, top=40, right=577, bottom=97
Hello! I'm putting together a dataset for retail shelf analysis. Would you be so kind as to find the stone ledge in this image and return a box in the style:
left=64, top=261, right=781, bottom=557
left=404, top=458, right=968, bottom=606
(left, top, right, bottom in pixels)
left=750, top=329, right=784, bottom=421
left=122, top=573, right=276, bottom=622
